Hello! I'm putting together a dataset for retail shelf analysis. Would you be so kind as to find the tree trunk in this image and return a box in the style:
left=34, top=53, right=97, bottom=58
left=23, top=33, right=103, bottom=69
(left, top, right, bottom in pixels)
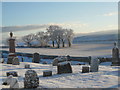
left=68, top=40, right=71, bottom=47
left=62, top=39, right=65, bottom=47
left=56, top=41, right=60, bottom=48
left=52, top=41, right=54, bottom=47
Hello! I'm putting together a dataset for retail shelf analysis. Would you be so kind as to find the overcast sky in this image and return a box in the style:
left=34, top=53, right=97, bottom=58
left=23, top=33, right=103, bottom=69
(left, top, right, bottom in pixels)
left=2, top=2, right=118, bottom=38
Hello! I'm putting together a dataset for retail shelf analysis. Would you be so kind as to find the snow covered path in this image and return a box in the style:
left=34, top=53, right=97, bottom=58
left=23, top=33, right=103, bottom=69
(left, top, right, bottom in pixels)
left=1, top=62, right=120, bottom=88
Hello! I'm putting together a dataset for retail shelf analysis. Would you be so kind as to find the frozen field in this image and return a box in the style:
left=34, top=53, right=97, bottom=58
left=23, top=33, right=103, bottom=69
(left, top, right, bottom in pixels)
left=1, top=62, right=120, bottom=88
left=2, top=43, right=113, bottom=57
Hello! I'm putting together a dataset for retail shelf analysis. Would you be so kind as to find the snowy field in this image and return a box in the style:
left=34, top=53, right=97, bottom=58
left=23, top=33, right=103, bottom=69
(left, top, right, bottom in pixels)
left=1, top=43, right=120, bottom=89
left=2, top=43, right=114, bottom=57
left=1, top=62, right=120, bottom=88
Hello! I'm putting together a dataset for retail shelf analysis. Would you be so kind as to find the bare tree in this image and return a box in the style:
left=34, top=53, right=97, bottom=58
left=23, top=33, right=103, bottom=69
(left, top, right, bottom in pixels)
left=65, top=29, right=74, bottom=47
left=47, top=25, right=62, bottom=47
left=35, top=31, right=49, bottom=47
left=22, top=34, right=35, bottom=47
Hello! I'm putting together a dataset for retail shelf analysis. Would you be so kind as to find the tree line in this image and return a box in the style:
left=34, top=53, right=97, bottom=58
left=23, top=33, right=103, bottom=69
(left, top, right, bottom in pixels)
left=22, top=25, right=74, bottom=48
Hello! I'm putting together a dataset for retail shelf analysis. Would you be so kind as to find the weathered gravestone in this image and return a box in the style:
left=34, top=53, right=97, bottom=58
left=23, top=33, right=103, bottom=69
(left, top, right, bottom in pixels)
left=43, top=70, right=52, bottom=77
left=24, top=70, right=39, bottom=88
left=32, top=53, right=40, bottom=63
left=12, top=57, right=20, bottom=65
left=25, top=64, right=30, bottom=69
left=112, top=42, right=120, bottom=66
left=57, top=62, right=72, bottom=74
left=90, top=57, right=99, bottom=72
left=52, top=56, right=67, bottom=66
left=7, top=53, right=15, bottom=64
left=6, top=71, right=18, bottom=77
left=0, top=58, right=4, bottom=63
left=82, top=66, right=90, bottom=73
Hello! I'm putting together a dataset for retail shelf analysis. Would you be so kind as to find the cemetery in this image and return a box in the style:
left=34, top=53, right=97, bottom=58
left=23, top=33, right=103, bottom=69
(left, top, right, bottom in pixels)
left=1, top=32, right=120, bottom=89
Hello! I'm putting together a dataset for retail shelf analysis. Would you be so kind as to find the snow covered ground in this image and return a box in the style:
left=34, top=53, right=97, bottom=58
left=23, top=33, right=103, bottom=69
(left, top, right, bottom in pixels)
left=2, top=43, right=113, bottom=57
left=1, top=62, right=120, bottom=88
left=1, top=43, right=120, bottom=89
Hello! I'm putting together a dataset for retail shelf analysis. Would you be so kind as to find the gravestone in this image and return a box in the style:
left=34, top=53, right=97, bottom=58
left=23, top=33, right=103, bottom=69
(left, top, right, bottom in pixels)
left=7, top=32, right=16, bottom=64
left=32, top=53, right=40, bottom=63
left=7, top=54, right=15, bottom=64
left=43, top=70, right=52, bottom=77
left=82, top=66, right=89, bottom=73
left=0, top=58, right=4, bottom=63
left=25, top=64, right=30, bottom=69
left=24, top=70, right=39, bottom=88
left=112, top=42, right=120, bottom=66
left=57, top=62, right=72, bottom=74
left=6, top=71, right=18, bottom=77
left=90, top=57, right=99, bottom=72
left=52, top=56, right=67, bottom=66
left=12, top=57, right=20, bottom=65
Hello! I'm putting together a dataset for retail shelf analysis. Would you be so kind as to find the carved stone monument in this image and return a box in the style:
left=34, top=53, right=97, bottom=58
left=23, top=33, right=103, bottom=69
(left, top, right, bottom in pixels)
left=112, top=42, right=120, bottom=66
left=90, top=57, right=99, bottom=72
left=32, top=53, right=40, bottom=63
left=7, top=32, right=16, bottom=64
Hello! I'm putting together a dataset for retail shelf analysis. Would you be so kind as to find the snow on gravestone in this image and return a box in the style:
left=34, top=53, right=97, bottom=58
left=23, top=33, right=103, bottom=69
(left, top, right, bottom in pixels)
left=24, top=70, right=39, bottom=88
left=52, top=56, right=67, bottom=66
left=90, top=57, right=99, bottom=72
left=112, top=42, right=120, bottom=66
left=32, top=53, right=40, bottom=63
left=12, top=57, right=20, bottom=65
left=57, top=62, right=72, bottom=74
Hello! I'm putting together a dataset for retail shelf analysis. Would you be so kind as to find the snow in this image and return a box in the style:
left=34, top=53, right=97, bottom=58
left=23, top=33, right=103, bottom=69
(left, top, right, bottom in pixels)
left=1, top=62, right=120, bottom=88
left=2, top=43, right=113, bottom=57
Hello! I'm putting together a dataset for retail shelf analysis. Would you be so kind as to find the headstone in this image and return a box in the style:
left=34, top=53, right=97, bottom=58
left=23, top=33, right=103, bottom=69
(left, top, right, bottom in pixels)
left=6, top=71, right=18, bottom=77
left=112, top=42, right=120, bottom=66
left=7, top=55, right=14, bottom=64
left=52, top=56, right=67, bottom=66
left=12, top=57, right=20, bottom=65
left=24, top=70, right=39, bottom=88
left=82, top=66, right=89, bottom=73
left=25, top=64, right=30, bottom=69
left=32, top=53, right=40, bottom=63
left=0, top=58, right=4, bottom=63
left=90, top=57, right=99, bottom=72
left=57, top=62, right=72, bottom=74
left=43, top=70, right=52, bottom=77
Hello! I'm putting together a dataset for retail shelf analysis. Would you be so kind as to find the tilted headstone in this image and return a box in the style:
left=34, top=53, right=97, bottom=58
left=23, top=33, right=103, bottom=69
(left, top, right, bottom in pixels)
left=82, top=66, right=89, bottom=73
left=112, top=42, right=120, bottom=66
left=43, top=70, right=52, bottom=77
left=6, top=71, right=18, bottom=77
left=90, top=57, right=99, bottom=72
left=32, top=53, right=40, bottom=63
left=57, top=62, right=72, bottom=74
left=24, top=70, right=39, bottom=88
left=12, top=57, right=20, bottom=65
left=25, top=64, right=30, bottom=69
